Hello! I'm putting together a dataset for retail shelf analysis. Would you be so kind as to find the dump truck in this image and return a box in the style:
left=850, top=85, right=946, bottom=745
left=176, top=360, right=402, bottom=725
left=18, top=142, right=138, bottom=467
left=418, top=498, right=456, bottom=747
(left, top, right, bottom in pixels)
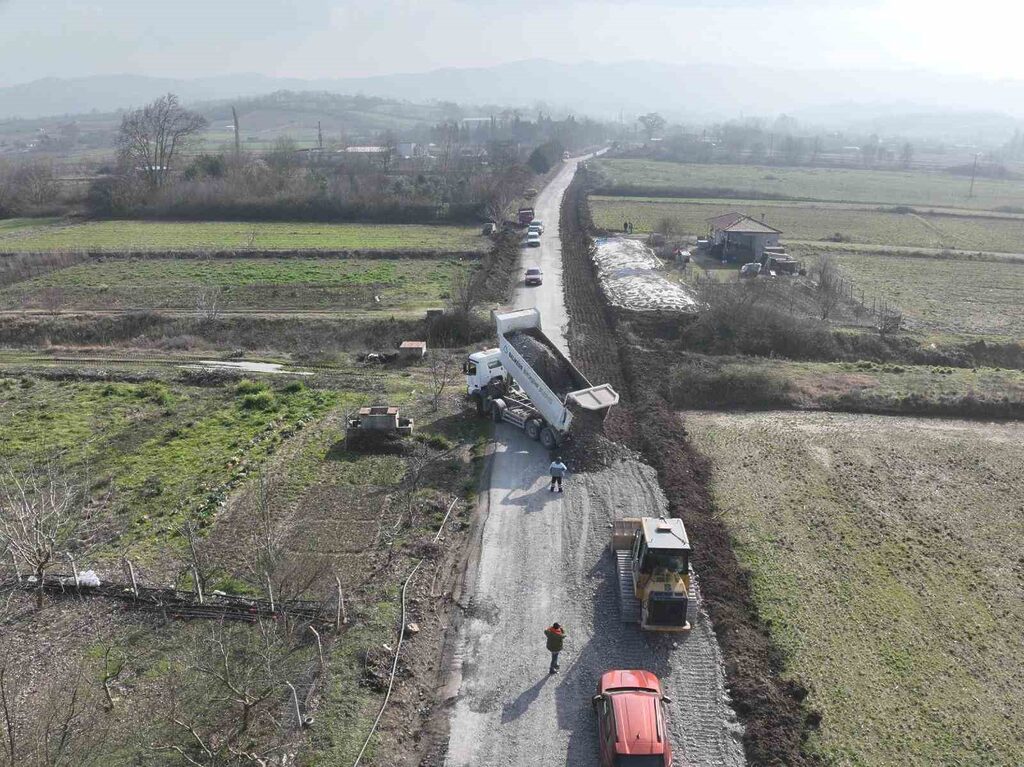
left=611, top=517, right=693, bottom=632
left=463, top=308, right=619, bottom=449
left=518, top=207, right=535, bottom=225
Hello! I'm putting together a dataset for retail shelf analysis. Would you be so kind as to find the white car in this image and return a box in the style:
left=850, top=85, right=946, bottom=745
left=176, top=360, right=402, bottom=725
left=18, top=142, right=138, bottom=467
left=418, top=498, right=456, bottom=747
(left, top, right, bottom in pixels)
left=526, top=232, right=541, bottom=247
left=530, top=220, right=545, bottom=234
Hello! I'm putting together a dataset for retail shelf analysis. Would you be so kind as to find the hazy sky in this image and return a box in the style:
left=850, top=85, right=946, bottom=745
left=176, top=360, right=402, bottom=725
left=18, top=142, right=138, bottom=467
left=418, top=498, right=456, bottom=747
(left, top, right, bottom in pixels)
left=1, top=0, right=1022, bottom=86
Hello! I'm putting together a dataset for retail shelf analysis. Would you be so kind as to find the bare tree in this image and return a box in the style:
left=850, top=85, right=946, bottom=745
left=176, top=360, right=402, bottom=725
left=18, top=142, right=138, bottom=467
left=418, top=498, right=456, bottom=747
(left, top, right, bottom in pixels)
left=117, top=93, right=207, bottom=188
left=152, top=620, right=307, bottom=765
left=447, top=269, right=482, bottom=318
left=0, top=462, right=88, bottom=609
left=428, top=349, right=457, bottom=412
left=195, top=286, right=222, bottom=323
left=638, top=113, right=666, bottom=140
left=814, top=254, right=843, bottom=321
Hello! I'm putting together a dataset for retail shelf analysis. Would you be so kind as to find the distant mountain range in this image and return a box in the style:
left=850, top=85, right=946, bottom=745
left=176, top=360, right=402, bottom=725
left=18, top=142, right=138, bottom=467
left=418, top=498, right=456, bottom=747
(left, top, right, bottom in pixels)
left=2, top=60, right=1023, bottom=142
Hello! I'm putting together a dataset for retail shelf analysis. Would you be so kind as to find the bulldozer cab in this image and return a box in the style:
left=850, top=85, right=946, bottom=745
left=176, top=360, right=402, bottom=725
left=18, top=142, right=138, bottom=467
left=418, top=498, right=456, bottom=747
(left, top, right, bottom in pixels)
left=630, top=517, right=690, bottom=577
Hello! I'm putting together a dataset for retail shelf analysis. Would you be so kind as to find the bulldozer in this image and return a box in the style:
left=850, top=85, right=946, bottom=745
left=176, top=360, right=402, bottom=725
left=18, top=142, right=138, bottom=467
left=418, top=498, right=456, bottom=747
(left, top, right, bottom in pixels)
left=611, top=517, right=693, bottom=632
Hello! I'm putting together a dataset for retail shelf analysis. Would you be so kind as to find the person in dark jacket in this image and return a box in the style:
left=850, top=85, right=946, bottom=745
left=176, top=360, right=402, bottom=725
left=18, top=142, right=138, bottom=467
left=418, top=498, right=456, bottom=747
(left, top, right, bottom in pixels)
left=545, top=622, right=566, bottom=674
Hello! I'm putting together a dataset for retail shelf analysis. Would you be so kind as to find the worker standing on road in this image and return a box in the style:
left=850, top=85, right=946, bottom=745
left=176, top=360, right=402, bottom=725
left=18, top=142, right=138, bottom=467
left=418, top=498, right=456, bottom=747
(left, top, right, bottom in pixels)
left=545, top=622, right=566, bottom=674
left=548, top=457, right=568, bottom=493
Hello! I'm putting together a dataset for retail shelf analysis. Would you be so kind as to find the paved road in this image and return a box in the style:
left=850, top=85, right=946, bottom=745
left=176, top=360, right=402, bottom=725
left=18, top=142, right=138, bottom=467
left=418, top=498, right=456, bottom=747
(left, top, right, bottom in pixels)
left=445, top=159, right=744, bottom=767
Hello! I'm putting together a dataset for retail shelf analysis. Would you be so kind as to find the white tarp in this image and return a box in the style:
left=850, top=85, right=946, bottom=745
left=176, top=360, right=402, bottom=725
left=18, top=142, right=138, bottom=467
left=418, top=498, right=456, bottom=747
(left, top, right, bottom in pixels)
left=592, top=238, right=700, bottom=313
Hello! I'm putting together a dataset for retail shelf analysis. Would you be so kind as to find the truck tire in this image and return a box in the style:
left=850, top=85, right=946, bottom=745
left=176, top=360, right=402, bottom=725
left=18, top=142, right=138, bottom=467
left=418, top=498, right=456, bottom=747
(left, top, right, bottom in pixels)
left=525, top=419, right=542, bottom=440
left=491, top=399, right=506, bottom=424
left=539, top=426, right=557, bottom=450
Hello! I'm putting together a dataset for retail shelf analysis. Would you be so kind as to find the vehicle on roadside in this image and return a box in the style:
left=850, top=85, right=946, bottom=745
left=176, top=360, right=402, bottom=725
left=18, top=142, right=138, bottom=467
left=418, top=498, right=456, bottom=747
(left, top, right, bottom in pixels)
left=463, top=308, right=618, bottom=449
left=526, top=232, right=541, bottom=247
left=524, top=188, right=539, bottom=199
left=525, top=267, right=544, bottom=286
left=518, top=207, right=535, bottom=225
left=530, top=219, right=544, bottom=233
left=563, top=150, right=570, bottom=161
left=593, top=669, right=674, bottom=767
left=740, top=262, right=762, bottom=278
left=482, top=222, right=498, bottom=235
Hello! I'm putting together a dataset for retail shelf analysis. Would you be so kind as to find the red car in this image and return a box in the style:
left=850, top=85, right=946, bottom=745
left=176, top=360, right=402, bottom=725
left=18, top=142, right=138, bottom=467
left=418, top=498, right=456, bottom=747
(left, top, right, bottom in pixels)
left=593, top=670, right=673, bottom=767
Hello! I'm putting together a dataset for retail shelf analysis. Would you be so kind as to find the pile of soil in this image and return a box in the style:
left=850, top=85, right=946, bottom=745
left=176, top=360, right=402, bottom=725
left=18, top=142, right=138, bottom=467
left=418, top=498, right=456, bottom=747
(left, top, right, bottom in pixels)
left=505, top=328, right=582, bottom=397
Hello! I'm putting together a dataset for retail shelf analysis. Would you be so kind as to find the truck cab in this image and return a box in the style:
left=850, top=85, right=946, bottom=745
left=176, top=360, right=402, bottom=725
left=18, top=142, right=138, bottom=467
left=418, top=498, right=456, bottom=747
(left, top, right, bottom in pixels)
left=464, top=349, right=504, bottom=398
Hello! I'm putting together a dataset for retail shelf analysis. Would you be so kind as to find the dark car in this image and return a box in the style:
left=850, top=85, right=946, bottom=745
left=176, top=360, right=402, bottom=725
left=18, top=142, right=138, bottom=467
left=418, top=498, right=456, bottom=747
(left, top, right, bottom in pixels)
left=593, top=670, right=673, bottom=767
left=525, top=267, right=543, bottom=286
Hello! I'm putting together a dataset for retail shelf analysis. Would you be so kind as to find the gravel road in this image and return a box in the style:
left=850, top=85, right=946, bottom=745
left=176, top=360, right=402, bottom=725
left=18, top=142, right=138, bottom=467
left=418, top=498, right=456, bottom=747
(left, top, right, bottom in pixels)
left=445, top=158, right=745, bottom=767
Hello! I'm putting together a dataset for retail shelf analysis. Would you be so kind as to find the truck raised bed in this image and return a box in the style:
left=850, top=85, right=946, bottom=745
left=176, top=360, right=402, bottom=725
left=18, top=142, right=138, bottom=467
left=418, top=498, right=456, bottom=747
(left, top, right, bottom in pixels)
left=463, top=308, right=619, bottom=448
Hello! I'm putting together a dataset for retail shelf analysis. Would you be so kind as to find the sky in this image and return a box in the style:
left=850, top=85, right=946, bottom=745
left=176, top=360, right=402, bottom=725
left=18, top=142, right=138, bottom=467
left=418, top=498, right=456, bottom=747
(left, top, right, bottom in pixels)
left=1, top=0, right=1023, bottom=86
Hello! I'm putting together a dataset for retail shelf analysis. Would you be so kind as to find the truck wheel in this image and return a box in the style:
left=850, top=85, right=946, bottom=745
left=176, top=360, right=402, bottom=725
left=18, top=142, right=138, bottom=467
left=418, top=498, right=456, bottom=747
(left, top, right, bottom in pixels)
left=491, top=400, right=506, bottom=423
left=539, top=426, right=557, bottom=450
left=525, top=419, right=542, bottom=440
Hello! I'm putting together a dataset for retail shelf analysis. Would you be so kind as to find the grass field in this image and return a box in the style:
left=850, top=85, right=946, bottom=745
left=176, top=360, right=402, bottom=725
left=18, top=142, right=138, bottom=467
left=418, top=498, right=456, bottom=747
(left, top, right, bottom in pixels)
left=687, top=411, right=1024, bottom=766
left=0, top=257, right=473, bottom=311
left=593, top=159, right=1024, bottom=211
left=589, top=196, right=1024, bottom=253
left=0, top=219, right=486, bottom=253
left=665, top=356, right=1024, bottom=416
left=827, top=252, right=1024, bottom=337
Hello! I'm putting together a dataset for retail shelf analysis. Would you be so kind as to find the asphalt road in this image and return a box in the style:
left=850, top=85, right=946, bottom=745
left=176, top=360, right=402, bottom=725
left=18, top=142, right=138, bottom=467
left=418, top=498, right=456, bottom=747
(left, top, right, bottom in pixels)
left=444, top=159, right=745, bottom=767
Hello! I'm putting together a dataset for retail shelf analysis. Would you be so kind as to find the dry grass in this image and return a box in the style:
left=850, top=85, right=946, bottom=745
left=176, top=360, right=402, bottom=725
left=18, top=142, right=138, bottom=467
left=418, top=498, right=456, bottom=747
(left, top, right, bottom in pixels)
left=686, top=411, right=1024, bottom=767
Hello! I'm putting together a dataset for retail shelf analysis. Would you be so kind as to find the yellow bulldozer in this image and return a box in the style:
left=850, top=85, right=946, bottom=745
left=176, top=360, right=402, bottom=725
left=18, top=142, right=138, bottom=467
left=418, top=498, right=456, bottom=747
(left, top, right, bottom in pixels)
left=611, top=517, right=693, bottom=632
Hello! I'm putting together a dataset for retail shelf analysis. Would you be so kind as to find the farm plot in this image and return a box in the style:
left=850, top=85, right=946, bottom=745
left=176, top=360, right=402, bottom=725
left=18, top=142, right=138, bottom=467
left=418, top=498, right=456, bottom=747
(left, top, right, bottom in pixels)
left=592, top=159, right=1024, bottom=211
left=686, top=411, right=1024, bottom=767
left=0, top=257, right=474, bottom=311
left=0, top=220, right=486, bottom=253
left=828, top=252, right=1024, bottom=337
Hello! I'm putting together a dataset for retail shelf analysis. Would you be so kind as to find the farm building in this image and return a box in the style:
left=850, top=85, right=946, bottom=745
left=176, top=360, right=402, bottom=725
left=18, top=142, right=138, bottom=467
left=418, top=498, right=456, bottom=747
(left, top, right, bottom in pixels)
left=706, top=212, right=782, bottom=262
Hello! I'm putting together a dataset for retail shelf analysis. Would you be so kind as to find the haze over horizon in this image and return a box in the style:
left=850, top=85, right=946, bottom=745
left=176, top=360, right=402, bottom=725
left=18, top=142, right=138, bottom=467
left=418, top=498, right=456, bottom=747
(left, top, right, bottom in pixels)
left=2, top=0, right=1023, bottom=87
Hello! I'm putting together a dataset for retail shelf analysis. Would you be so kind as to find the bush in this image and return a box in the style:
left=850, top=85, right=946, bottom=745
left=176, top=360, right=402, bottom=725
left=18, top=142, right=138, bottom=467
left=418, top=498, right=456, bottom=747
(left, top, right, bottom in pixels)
left=235, top=378, right=267, bottom=395
left=138, top=381, right=172, bottom=406
left=239, top=390, right=276, bottom=411
left=664, top=357, right=793, bottom=409
left=280, top=379, right=306, bottom=394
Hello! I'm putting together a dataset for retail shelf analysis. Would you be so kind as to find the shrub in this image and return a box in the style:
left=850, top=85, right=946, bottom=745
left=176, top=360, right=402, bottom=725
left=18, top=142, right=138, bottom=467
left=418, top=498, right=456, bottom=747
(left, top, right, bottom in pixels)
left=239, top=390, right=276, bottom=411
left=138, top=381, right=172, bottom=405
left=280, top=379, right=306, bottom=394
left=235, top=378, right=267, bottom=395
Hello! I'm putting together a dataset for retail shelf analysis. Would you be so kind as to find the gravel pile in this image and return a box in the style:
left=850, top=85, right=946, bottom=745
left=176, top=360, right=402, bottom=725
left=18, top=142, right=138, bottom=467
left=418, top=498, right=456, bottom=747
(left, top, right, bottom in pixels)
left=592, top=237, right=700, bottom=313
left=505, top=328, right=582, bottom=397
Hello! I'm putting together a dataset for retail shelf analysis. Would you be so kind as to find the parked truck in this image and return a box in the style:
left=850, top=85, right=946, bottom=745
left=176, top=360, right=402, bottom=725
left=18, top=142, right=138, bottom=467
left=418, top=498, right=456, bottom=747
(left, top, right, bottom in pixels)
left=517, top=207, right=535, bottom=226
left=463, top=308, right=619, bottom=448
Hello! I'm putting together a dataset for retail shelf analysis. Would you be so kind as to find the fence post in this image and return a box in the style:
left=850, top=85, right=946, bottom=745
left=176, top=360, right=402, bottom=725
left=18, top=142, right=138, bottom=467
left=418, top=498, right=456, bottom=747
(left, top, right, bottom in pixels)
left=309, top=626, right=325, bottom=670
left=286, top=681, right=303, bottom=729
left=336, top=574, right=348, bottom=629
left=67, top=553, right=79, bottom=588
left=123, top=557, right=138, bottom=597
left=193, top=566, right=204, bottom=604
left=266, top=572, right=275, bottom=614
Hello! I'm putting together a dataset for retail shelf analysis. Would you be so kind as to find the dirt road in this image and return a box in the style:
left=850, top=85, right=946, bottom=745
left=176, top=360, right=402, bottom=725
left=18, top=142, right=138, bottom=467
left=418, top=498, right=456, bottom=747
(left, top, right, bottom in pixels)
left=444, top=160, right=745, bottom=767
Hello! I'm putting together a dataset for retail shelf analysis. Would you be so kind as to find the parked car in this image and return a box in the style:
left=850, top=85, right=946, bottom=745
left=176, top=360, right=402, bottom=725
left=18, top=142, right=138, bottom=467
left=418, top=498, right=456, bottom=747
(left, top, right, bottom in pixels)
left=526, top=232, right=541, bottom=247
left=530, top=219, right=545, bottom=234
left=525, top=267, right=543, bottom=286
left=482, top=222, right=498, bottom=235
left=593, top=670, right=673, bottom=767
left=739, top=262, right=762, bottom=278
left=528, top=225, right=542, bottom=238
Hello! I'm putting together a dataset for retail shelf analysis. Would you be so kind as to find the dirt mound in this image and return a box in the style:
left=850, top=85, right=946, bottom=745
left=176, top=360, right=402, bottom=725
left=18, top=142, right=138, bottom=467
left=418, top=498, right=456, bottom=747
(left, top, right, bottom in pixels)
left=505, top=328, right=582, bottom=397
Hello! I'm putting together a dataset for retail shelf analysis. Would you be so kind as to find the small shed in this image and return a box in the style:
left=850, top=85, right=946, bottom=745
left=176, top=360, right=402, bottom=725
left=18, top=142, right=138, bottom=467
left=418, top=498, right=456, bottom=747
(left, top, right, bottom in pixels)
left=707, top=213, right=782, bottom=263
left=399, top=340, right=427, bottom=359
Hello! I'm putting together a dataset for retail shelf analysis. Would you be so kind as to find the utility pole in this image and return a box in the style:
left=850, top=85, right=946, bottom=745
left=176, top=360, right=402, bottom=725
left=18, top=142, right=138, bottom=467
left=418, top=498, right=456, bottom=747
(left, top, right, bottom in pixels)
left=231, top=106, right=241, bottom=159
left=968, top=152, right=979, bottom=198
left=317, top=121, right=323, bottom=151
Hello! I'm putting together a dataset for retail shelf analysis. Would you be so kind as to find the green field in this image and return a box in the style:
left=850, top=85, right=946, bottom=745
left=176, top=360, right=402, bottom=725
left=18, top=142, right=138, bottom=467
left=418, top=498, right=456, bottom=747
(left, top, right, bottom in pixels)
left=590, top=196, right=1024, bottom=253
left=827, top=253, right=1024, bottom=337
left=687, top=411, right=1024, bottom=766
left=0, top=257, right=473, bottom=311
left=0, top=219, right=486, bottom=253
left=593, top=159, right=1024, bottom=211
left=0, top=375, right=345, bottom=556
